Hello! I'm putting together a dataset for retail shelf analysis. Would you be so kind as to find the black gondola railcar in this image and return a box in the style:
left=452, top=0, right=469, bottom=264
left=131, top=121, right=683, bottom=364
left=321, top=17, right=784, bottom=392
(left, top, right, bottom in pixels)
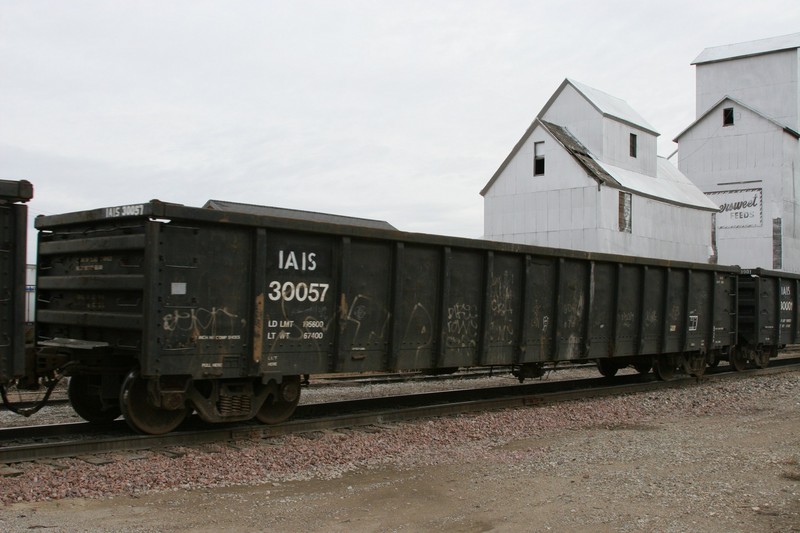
left=20, top=199, right=740, bottom=434
left=735, top=268, right=800, bottom=369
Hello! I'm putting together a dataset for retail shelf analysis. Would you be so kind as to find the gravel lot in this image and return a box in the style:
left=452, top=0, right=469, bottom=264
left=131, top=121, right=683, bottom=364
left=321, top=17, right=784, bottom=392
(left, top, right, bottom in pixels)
left=1, top=369, right=798, bottom=532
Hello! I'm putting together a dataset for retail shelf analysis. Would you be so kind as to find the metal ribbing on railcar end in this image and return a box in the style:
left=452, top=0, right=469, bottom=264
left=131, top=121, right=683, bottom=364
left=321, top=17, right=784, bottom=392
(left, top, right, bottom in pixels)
left=387, top=242, right=405, bottom=371
left=435, top=247, right=452, bottom=369
left=478, top=250, right=493, bottom=367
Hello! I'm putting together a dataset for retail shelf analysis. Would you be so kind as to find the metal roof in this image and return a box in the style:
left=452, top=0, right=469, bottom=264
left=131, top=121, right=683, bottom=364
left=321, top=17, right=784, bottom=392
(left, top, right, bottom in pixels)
left=544, top=122, right=718, bottom=211
left=481, top=119, right=716, bottom=211
left=599, top=158, right=719, bottom=211
left=540, top=121, right=620, bottom=188
left=482, top=80, right=659, bottom=196
left=563, top=79, right=659, bottom=135
left=203, top=199, right=397, bottom=231
left=673, top=96, right=800, bottom=142
left=692, top=32, right=800, bottom=65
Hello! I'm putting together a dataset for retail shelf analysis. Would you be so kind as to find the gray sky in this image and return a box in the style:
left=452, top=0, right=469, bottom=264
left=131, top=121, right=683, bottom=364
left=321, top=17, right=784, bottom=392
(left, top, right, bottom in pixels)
left=2, top=0, right=800, bottom=255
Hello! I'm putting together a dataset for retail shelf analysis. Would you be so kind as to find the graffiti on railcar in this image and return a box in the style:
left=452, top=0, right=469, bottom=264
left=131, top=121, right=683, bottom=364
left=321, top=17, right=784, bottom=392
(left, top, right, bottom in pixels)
left=617, top=310, right=635, bottom=330
left=162, top=306, right=246, bottom=342
left=446, top=302, right=479, bottom=348
left=401, top=302, right=434, bottom=356
left=489, top=270, right=515, bottom=343
left=643, top=309, right=658, bottom=330
left=340, top=294, right=391, bottom=347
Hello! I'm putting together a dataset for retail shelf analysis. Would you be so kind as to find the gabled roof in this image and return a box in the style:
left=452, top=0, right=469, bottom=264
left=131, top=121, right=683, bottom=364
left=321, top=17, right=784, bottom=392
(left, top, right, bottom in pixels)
left=203, top=199, right=397, bottom=230
left=480, top=79, right=715, bottom=210
left=540, top=78, right=659, bottom=135
left=540, top=121, right=620, bottom=188
left=673, top=96, right=800, bottom=142
left=546, top=122, right=717, bottom=211
left=481, top=119, right=716, bottom=211
left=480, top=118, right=540, bottom=196
left=601, top=158, right=719, bottom=211
left=692, top=32, right=800, bottom=65
left=482, top=79, right=658, bottom=197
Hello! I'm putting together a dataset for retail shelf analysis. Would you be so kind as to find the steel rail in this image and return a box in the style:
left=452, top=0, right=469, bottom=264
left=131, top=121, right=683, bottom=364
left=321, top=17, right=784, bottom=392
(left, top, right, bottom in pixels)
left=1, top=358, right=798, bottom=464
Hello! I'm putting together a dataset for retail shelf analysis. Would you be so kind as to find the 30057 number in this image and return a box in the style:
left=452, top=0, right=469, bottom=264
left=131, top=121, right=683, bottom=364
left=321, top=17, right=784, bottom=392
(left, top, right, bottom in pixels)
left=268, top=281, right=330, bottom=302
left=105, top=204, right=144, bottom=218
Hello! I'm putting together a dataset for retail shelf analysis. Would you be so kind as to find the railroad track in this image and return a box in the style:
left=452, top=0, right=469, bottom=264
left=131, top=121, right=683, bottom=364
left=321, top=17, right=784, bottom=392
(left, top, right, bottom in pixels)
left=2, top=357, right=799, bottom=464
left=0, top=366, right=518, bottom=412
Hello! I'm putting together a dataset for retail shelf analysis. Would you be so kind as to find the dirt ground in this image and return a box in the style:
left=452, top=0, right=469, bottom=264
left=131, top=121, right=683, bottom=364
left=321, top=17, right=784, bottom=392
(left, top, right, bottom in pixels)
left=3, top=392, right=800, bottom=533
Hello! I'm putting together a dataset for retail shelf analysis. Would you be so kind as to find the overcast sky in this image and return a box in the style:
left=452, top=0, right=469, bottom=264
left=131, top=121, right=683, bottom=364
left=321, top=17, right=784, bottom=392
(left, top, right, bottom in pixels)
left=2, top=1, right=800, bottom=256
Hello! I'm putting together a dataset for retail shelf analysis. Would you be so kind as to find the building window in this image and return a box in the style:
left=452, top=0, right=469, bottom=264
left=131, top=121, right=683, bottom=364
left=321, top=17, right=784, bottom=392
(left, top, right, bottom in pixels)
left=723, top=107, right=734, bottom=126
left=533, top=141, right=545, bottom=175
left=629, top=133, right=637, bottom=158
left=619, top=191, right=632, bottom=233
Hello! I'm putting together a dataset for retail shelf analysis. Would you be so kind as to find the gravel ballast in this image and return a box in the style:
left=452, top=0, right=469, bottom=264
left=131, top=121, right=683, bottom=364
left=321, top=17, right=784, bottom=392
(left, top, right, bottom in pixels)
left=0, top=370, right=798, bottom=532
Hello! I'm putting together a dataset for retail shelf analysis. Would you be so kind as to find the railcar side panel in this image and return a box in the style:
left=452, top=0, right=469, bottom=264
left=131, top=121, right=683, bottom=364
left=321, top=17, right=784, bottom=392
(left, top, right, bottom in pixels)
left=779, top=277, right=800, bottom=345
left=523, top=256, right=557, bottom=362
left=554, top=258, right=589, bottom=360
left=738, top=269, right=800, bottom=348
left=392, top=243, right=441, bottom=370
left=336, top=239, right=393, bottom=372
left=684, top=270, right=712, bottom=353
left=714, top=272, right=738, bottom=349
left=257, top=231, right=338, bottom=376
left=146, top=222, right=253, bottom=380
left=483, top=252, right=523, bottom=365
left=662, top=269, right=687, bottom=353
left=615, top=264, right=644, bottom=356
left=639, top=267, right=667, bottom=354
left=0, top=197, right=30, bottom=383
left=587, top=262, right=614, bottom=358
left=438, top=248, right=483, bottom=367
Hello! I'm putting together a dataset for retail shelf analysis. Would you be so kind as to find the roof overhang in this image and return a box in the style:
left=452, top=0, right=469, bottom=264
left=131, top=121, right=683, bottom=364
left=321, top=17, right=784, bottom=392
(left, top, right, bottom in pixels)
left=674, top=96, right=800, bottom=142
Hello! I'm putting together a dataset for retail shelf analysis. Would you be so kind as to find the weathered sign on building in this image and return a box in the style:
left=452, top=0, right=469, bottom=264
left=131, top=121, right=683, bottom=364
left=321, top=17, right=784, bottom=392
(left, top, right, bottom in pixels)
left=707, top=188, right=763, bottom=229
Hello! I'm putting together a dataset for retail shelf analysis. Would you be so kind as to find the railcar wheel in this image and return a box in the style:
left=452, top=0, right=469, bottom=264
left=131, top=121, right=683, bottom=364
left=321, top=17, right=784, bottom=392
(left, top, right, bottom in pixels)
left=596, top=360, right=618, bottom=378
left=729, top=350, right=748, bottom=372
left=120, top=371, right=189, bottom=435
left=633, top=361, right=652, bottom=374
left=68, top=375, right=121, bottom=423
left=256, top=376, right=301, bottom=425
left=653, top=355, right=678, bottom=381
left=682, top=354, right=706, bottom=378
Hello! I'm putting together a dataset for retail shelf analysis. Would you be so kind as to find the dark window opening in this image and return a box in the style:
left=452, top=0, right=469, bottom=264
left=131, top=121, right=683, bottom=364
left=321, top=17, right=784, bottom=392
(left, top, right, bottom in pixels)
left=629, top=133, right=637, bottom=158
left=533, top=141, right=545, bottom=176
left=723, top=107, right=734, bottom=126
left=619, top=191, right=632, bottom=233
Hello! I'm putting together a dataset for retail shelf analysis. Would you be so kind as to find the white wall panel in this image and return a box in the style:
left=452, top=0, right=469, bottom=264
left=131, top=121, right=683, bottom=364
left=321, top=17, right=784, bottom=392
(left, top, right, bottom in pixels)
left=602, top=118, right=658, bottom=176
left=696, top=49, right=799, bottom=129
left=679, top=98, right=799, bottom=270
left=541, top=84, right=604, bottom=156
left=485, top=93, right=715, bottom=263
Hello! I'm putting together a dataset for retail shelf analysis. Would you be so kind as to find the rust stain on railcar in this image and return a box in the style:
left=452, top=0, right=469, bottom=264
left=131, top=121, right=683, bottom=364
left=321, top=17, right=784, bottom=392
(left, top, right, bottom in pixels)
left=253, top=293, right=264, bottom=363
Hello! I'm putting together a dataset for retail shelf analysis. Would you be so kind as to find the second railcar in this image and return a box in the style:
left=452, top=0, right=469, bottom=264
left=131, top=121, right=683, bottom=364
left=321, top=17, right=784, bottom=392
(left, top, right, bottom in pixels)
left=30, top=200, right=737, bottom=434
left=735, top=268, right=800, bottom=369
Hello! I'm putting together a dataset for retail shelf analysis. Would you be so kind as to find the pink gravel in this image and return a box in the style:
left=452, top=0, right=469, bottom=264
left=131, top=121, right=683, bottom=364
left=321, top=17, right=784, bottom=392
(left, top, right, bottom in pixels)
left=1, top=372, right=797, bottom=505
